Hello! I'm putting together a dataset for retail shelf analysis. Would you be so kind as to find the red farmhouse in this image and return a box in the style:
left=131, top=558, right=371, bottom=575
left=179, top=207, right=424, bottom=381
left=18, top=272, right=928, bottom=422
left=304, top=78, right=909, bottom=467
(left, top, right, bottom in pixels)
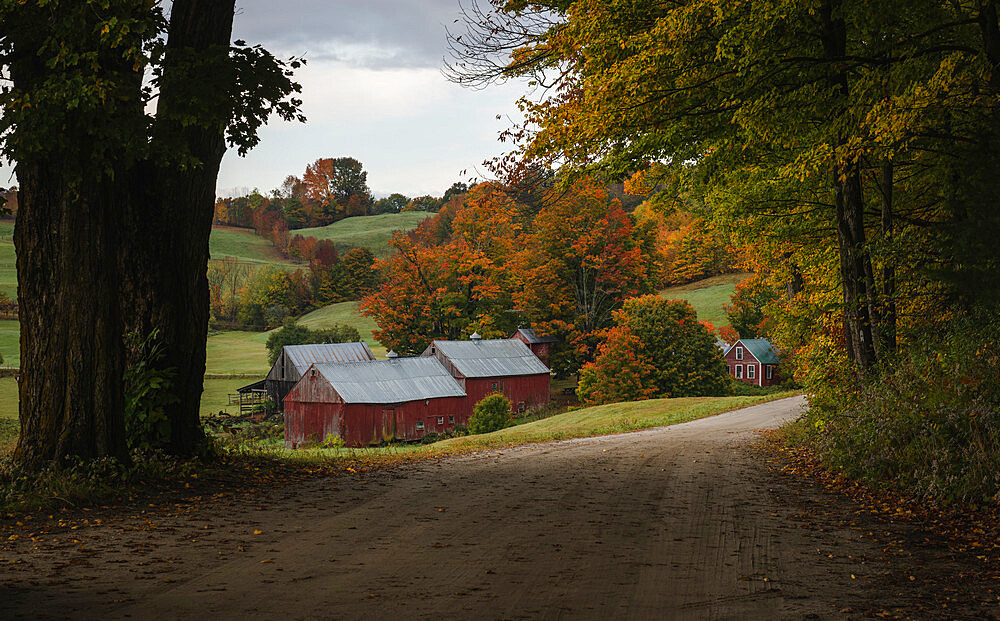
left=283, top=357, right=467, bottom=448
left=422, top=335, right=550, bottom=414
left=724, top=338, right=781, bottom=387
left=510, top=328, right=558, bottom=368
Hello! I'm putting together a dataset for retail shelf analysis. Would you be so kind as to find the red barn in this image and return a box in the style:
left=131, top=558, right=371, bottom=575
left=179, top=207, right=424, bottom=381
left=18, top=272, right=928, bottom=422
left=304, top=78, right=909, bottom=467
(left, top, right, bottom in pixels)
left=283, top=357, right=467, bottom=448
left=510, top=328, right=558, bottom=368
left=238, top=342, right=376, bottom=412
left=422, top=335, right=550, bottom=414
left=724, top=338, right=781, bottom=387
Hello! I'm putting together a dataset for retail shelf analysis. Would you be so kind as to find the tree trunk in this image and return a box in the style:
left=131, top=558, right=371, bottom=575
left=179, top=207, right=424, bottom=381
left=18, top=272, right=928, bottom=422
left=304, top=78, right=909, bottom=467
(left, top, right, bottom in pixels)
left=821, top=0, right=879, bottom=374
left=879, top=161, right=897, bottom=353
left=14, top=161, right=127, bottom=470
left=120, top=0, right=236, bottom=455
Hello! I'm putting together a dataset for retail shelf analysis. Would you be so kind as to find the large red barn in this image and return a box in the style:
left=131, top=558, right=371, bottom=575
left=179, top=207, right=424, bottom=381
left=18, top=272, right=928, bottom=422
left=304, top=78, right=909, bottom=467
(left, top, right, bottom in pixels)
left=422, top=335, right=551, bottom=414
left=510, top=328, right=558, bottom=368
left=283, top=357, right=468, bottom=448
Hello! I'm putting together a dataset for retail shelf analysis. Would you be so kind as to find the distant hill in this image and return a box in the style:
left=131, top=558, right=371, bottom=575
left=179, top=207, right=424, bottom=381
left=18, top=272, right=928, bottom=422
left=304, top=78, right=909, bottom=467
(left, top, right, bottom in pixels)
left=659, top=272, right=749, bottom=327
left=293, top=212, right=431, bottom=259
left=209, top=226, right=302, bottom=267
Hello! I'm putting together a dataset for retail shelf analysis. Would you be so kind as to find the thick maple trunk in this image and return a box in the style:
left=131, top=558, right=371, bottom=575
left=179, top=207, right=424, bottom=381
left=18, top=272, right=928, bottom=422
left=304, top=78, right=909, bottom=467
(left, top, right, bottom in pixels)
left=821, top=0, right=879, bottom=374
left=14, top=161, right=127, bottom=470
left=121, top=0, right=236, bottom=455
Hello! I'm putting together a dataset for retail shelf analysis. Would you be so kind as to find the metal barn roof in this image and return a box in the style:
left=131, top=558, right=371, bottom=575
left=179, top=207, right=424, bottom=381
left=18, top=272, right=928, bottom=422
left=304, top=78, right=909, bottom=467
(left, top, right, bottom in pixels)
left=283, top=342, right=376, bottom=375
left=426, top=339, right=550, bottom=378
left=312, top=357, right=466, bottom=404
left=737, top=339, right=780, bottom=364
left=513, top=328, right=558, bottom=344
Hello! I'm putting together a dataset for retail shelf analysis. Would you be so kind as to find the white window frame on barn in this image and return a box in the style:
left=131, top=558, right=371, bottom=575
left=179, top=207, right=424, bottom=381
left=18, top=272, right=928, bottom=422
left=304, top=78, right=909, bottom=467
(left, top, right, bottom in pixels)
left=735, top=347, right=744, bottom=360
left=416, top=421, right=425, bottom=431
left=766, top=365, right=774, bottom=379
left=437, top=416, right=444, bottom=425
left=449, top=416, right=455, bottom=424
left=735, top=365, right=743, bottom=379
left=747, top=364, right=755, bottom=379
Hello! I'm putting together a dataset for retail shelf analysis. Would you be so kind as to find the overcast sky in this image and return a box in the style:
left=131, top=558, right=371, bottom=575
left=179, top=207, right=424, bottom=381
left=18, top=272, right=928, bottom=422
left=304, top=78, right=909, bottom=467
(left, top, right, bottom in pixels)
left=222, top=0, right=528, bottom=198
left=0, top=1, right=527, bottom=198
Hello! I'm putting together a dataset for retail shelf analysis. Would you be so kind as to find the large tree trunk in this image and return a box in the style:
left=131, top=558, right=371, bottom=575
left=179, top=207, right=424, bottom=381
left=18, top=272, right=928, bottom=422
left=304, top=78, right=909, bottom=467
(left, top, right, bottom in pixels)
left=120, top=0, right=236, bottom=455
left=821, top=0, right=879, bottom=374
left=14, top=160, right=127, bottom=469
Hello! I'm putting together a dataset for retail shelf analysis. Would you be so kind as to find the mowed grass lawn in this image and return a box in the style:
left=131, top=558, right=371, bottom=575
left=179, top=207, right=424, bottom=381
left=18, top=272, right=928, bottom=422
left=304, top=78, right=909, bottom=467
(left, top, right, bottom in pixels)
left=0, top=239, right=15, bottom=302
left=0, top=319, right=18, bottom=368
left=294, top=212, right=430, bottom=259
left=209, top=226, right=302, bottom=267
left=660, top=272, right=749, bottom=327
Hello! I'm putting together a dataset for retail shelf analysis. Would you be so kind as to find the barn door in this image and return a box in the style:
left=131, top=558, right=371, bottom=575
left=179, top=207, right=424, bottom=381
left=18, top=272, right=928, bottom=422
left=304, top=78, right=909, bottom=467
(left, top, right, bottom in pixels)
left=381, top=407, right=396, bottom=442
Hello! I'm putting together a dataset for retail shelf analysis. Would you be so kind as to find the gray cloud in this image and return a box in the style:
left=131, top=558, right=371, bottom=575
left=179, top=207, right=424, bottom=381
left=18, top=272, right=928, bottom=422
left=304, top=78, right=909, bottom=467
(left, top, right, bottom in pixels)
left=232, top=0, right=466, bottom=68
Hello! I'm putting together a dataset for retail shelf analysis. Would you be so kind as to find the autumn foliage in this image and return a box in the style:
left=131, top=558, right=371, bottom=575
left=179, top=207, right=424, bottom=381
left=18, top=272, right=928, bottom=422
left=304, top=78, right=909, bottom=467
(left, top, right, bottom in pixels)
left=577, top=296, right=729, bottom=405
left=361, top=179, right=659, bottom=373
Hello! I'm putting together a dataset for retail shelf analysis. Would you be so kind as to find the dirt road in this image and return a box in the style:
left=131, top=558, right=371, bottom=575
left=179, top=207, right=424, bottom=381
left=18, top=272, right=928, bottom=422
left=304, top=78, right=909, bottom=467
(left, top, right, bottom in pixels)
left=2, top=396, right=996, bottom=619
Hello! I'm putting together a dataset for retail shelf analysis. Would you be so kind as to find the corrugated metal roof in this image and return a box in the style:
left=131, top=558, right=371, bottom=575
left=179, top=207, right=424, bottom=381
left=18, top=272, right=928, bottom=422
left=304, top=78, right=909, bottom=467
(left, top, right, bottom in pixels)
left=428, top=339, right=550, bottom=378
left=313, top=357, right=466, bottom=404
left=738, top=339, right=780, bottom=364
left=284, top=342, right=376, bottom=375
left=514, top=328, right=558, bottom=344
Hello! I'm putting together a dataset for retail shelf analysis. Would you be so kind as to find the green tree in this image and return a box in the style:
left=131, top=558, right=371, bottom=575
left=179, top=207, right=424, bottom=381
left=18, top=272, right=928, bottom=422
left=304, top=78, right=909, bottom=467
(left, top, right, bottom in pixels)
left=372, top=193, right=410, bottom=215
left=264, top=319, right=362, bottom=365
left=468, top=393, right=512, bottom=434
left=302, top=157, right=373, bottom=221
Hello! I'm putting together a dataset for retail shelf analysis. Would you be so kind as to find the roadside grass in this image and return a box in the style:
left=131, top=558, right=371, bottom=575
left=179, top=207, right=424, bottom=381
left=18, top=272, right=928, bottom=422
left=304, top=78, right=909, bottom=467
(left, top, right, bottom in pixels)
left=232, top=393, right=796, bottom=465
left=660, top=272, right=749, bottom=327
left=209, top=226, right=302, bottom=267
left=293, top=212, right=429, bottom=259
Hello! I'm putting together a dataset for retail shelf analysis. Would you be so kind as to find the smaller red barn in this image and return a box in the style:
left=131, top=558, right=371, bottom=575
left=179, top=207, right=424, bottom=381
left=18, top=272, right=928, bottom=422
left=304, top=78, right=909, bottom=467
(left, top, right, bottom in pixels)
left=283, top=357, right=467, bottom=448
left=422, top=335, right=550, bottom=414
left=510, top=328, right=558, bottom=368
left=724, top=338, right=781, bottom=387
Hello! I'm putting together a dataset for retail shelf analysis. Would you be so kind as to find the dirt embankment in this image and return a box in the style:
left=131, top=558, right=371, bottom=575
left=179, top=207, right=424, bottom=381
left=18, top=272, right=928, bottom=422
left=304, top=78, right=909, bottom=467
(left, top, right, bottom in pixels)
left=2, top=396, right=997, bottom=619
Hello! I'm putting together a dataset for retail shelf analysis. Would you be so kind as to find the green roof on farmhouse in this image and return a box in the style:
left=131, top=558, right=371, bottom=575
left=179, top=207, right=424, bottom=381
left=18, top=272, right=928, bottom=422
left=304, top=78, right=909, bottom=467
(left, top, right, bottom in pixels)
left=739, top=339, right=780, bottom=364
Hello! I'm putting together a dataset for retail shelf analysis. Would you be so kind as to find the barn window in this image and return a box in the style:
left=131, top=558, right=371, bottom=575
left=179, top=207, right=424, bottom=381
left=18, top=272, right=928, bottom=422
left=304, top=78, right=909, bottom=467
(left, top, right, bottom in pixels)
left=747, top=364, right=755, bottom=379
left=449, top=416, right=455, bottom=424
left=766, top=366, right=774, bottom=379
left=491, top=382, right=498, bottom=390
left=735, top=347, right=744, bottom=360
left=735, top=365, right=743, bottom=379
left=416, top=421, right=424, bottom=431
left=437, top=416, right=444, bottom=425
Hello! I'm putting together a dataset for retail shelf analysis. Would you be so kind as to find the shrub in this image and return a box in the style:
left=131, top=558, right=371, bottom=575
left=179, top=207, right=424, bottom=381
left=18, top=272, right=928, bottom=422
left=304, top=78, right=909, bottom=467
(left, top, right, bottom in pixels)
left=123, top=330, right=178, bottom=452
left=807, top=308, right=1000, bottom=504
left=265, top=318, right=362, bottom=364
left=469, top=394, right=512, bottom=434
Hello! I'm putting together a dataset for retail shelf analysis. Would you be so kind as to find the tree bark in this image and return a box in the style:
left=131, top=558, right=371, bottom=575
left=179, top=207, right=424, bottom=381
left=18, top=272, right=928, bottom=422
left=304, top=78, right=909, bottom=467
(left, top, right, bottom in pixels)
left=821, top=0, right=879, bottom=374
left=120, top=0, right=237, bottom=455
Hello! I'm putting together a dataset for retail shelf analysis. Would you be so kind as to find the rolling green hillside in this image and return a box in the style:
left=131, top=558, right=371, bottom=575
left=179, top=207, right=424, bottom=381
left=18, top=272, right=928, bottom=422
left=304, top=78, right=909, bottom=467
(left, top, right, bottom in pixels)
left=659, top=272, right=749, bottom=327
left=0, top=320, right=17, bottom=368
left=209, top=226, right=302, bottom=266
left=293, top=212, right=430, bottom=258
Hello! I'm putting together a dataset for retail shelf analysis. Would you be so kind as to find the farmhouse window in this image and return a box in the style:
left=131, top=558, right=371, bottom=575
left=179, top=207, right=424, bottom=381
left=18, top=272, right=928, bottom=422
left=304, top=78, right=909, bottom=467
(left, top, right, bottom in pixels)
left=416, top=421, right=425, bottom=431
left=747, top=365, right=755, bottom=379
left=437, top=416, right=444, bottom=425
left=735, top=347, right=744, bottom=360
left=449, top=416, right=455, bottom=424
left=766, top=366, right=774, bottom=380
left=735, top=365, right=743, bottom=379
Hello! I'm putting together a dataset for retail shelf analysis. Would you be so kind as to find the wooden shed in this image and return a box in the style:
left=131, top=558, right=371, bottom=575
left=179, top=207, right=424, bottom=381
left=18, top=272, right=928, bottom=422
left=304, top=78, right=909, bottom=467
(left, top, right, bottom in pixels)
left=510, top=328, right=558, bottom=368
left=422, top=335, right=551, bottom=414
left=283, top=357, right=468, bottom=448
left=724, top=338, right=781, bottom=387
left=241, top=342, right=376, bottom=412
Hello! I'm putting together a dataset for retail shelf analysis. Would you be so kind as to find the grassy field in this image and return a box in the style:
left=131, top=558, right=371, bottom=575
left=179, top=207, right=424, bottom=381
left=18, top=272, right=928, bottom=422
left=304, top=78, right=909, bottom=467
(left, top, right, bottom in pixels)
left=0, top=237, right=15, bottom=301
left=0, top=319, right=17, bottom=368
left=209, top=226, right=302, bottom=267
left=205, top=330, right=272, bottom=375
left=294, top=212, right=429, bottom=259
left=298, top=301, right=381, bottom=347
left=660, top=272, right=749, bottom=327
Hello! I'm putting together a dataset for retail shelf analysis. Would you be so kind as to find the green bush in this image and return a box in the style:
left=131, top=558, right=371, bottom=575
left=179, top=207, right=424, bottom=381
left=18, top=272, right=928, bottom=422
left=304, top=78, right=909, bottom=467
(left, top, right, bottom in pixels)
left=806, top=308, right=1000, bottom=504
left=265, top=318, right=362, bottom=364
left=469, top=394, right=512, bottom=435
left=124, top=330, right=178, bottom=452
